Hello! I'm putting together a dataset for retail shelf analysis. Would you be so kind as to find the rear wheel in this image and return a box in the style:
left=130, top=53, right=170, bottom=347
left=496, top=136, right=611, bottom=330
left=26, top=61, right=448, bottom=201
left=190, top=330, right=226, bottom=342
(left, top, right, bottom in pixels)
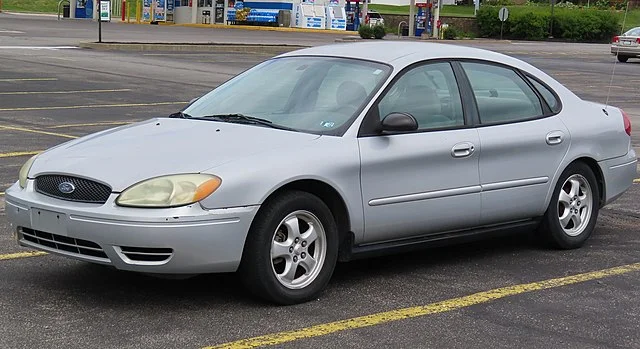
left=540, top=162, right=600, bottom=249
left=239, top=191, right=338, bottom=305
left=617, top=55, right=629, bottom=63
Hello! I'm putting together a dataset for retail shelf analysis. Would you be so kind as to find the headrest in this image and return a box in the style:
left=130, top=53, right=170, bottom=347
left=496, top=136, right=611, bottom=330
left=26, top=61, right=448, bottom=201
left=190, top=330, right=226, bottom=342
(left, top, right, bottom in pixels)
left=336, top=81, right=367, bottom=106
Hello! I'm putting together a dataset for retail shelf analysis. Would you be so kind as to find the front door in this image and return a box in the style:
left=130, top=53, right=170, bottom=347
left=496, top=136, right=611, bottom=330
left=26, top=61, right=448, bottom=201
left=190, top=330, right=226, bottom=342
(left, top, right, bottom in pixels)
left=358, top=61, right=482, bottom=243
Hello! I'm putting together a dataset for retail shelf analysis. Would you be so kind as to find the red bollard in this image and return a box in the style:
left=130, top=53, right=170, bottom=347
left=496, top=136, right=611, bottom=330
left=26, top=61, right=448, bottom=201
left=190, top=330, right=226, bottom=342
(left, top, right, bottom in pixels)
left=122, top=0, right=126, bottom=21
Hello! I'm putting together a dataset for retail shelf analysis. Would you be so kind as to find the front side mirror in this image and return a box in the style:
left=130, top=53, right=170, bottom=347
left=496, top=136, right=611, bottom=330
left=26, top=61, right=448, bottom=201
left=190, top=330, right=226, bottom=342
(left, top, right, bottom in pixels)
left=380, top=112, right=418, bottom=132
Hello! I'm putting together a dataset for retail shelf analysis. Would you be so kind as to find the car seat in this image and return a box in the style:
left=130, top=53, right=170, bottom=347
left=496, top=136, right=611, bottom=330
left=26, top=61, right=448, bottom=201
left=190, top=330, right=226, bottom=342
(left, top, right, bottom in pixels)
left=336, top=81, right=368, bottom=110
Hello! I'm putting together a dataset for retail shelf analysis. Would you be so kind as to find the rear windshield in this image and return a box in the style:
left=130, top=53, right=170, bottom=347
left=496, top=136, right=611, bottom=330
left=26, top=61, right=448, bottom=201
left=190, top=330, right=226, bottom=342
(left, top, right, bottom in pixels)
left=368, top=12, right=381, bottom=18
left=624, top=27, right=640, bottom=36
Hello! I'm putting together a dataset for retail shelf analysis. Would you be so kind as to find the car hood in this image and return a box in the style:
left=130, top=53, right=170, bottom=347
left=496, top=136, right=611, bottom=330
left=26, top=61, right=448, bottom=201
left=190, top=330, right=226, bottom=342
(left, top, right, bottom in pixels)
left=29, top=118, right=321, bottom=192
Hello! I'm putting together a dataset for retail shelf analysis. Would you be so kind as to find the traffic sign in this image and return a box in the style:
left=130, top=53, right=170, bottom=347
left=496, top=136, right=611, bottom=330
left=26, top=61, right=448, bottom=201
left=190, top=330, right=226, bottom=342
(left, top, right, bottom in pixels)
left=499, top=7, right=509, bottom=22
left=100, top=0, right=111, bottom=21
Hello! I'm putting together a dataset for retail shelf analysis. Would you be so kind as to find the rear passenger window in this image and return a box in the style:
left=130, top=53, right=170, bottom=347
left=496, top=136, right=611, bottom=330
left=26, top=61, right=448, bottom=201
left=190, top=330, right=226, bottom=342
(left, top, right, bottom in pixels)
left=527, top=76, right=561, bottom=113
left=461, top=62, right=543, bottom=124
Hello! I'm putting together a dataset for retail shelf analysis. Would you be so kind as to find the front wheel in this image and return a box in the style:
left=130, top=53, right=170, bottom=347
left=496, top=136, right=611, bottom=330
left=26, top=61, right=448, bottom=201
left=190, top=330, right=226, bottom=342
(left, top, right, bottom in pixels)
left=617, top=55, right=629, bottom=63
left=540, top=162, right=600, bottom=249
left=238, top=191, right=339, bottom=305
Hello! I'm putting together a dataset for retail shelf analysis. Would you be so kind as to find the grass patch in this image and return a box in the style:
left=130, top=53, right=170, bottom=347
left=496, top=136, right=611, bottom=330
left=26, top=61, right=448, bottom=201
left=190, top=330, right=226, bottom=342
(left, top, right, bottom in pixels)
left=368, top=4, right=410, bottom=15
left=620, top=8, right=640, bottom=32
left=369, top=3, right=639, bottom=31
left=442, top=4, right=475, bottom=17
left=2, top=0, right=60, bottom=13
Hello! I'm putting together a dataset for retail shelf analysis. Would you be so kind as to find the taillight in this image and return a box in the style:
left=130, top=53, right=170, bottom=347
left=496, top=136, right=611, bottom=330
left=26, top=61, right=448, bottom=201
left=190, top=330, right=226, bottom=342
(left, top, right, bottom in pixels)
left=637, top=38, right=640, bottom=44
left=613, top=36, right=619, bottom=43
left=622, top=109, right=632, bottom=136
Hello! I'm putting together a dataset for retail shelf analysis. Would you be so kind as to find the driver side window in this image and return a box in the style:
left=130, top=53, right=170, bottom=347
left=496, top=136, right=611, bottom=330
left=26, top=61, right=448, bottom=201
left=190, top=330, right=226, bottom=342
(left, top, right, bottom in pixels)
left=378, top=62, right=464, bottom=130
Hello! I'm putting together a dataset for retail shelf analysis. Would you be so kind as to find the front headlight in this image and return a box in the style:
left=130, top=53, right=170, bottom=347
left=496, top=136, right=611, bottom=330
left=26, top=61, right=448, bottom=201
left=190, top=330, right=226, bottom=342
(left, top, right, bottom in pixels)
left=116, top=174, right=222, bottom=208
left=19, top=155, right=38, bottom=188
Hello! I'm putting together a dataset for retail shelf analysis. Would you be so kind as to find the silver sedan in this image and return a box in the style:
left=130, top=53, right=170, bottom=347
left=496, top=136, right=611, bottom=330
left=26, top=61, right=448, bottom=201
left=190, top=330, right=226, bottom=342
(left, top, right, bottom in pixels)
left=611, top=26, right=640, bottom=62
left=5, top=42, right=637, bottom=305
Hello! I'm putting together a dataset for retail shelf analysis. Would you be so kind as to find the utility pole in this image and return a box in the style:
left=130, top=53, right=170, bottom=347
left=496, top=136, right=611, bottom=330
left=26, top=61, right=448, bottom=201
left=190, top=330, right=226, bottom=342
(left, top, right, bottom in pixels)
left=409, top=0, right=415, bottom=37
left=0, top=0, right=4, bottom=13
left=98, top=1, right=102, bottom=42
left=433, top=0, right=442, bottom=38
left=362, top=0, right=368, bottom=26
left=549, top=0, right=555, bottom=38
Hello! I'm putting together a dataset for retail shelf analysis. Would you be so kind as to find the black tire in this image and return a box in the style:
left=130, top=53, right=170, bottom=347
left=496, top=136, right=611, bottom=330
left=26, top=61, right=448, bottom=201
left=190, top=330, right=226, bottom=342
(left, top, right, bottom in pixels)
left=617, top=55, right=629, bottom=63
left=540, top=162, right=600, bottom=249
left=238, top=190, right=339, bottom=305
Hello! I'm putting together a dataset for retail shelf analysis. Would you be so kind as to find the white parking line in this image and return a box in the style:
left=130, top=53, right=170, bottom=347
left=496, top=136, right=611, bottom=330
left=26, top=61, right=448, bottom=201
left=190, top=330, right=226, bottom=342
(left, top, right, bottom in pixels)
left=0, top=46, right=78, bottom=50
left=0, top=78, right=57, bottom=82
left=0, top=30, right=25, bottom=34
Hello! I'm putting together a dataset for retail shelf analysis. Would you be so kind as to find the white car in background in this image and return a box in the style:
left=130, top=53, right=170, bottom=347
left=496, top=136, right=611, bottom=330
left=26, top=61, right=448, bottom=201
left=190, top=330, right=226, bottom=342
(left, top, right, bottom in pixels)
left=611, top=27, right=640, bottom=62
left=367, top=10, right=384, bottom=26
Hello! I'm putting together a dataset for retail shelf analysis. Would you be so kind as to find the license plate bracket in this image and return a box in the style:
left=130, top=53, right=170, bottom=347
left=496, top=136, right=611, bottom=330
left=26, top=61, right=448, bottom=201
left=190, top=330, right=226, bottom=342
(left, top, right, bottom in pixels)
left=31, top=208, right=68, bottom=236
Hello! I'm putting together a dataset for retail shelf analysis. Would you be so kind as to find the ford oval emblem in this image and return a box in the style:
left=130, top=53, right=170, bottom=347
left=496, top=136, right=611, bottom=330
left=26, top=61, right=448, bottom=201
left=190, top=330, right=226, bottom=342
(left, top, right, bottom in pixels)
left=58, top=182, right=76, bottom=194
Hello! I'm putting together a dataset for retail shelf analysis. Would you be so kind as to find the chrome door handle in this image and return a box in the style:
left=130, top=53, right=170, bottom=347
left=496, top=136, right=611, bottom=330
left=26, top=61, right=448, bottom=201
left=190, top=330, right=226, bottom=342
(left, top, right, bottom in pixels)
left=546, top=131, right=564, bottom=145
left=451, top=142, right=475, bottom=158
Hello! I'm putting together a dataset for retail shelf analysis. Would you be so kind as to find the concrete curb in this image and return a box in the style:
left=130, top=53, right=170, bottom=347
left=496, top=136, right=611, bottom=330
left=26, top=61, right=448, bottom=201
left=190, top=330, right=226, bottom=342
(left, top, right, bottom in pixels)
left=78, top=42, right=310, bottom=54
left=0, top=11, right=58, bottom=17
left=117, top=21, right=359, bottom=35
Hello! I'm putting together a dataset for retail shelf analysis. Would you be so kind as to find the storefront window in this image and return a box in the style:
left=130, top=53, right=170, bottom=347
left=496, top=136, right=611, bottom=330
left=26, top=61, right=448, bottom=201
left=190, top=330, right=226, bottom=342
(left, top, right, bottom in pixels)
left=198, top=0, right=213, bottom=6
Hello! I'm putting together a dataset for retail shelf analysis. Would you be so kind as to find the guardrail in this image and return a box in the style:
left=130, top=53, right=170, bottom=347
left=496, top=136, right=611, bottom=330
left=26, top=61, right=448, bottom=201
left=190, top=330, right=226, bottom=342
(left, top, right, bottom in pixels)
left=57, top=0, right=70, bottom=20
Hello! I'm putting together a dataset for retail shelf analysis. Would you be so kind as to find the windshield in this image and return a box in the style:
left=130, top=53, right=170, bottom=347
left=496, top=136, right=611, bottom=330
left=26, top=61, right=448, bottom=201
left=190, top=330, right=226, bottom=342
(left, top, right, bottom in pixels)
left=182, top=56, right=391, bottom=135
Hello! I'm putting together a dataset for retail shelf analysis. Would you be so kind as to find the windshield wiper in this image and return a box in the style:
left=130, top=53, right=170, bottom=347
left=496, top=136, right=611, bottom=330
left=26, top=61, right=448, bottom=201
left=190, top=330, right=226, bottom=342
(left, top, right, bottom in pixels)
left=191, top=113, right=297, bottom=131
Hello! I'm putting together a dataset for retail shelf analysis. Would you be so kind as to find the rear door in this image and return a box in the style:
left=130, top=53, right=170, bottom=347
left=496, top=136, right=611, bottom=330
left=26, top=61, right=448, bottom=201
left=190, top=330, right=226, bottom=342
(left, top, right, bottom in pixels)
left=457, top=61, right=570, bottom=225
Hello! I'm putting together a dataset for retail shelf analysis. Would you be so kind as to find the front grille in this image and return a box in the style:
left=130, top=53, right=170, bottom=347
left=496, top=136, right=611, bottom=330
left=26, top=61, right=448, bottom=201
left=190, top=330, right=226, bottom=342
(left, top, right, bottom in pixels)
left=35, top=175, right=112, bottom=204
left=20, top=227, right=109, bottom=260
left=119, top=246, right=173, bottom=262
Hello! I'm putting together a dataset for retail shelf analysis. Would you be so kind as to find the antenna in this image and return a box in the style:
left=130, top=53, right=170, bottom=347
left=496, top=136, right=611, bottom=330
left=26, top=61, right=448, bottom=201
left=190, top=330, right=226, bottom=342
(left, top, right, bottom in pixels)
left=604, top=1, right=631, bottom=114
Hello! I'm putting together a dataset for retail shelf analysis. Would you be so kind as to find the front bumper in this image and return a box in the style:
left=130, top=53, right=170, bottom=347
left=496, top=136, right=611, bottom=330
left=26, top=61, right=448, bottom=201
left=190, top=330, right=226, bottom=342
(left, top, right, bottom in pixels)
left=4, top=180, right=259, bottom=274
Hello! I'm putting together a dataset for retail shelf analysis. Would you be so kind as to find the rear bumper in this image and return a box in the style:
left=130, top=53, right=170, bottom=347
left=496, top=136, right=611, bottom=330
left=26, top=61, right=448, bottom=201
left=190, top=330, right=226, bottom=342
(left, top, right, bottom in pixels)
left=599, top=148, right=638, bottom=206
left=611, top=45, right=640, bottom=56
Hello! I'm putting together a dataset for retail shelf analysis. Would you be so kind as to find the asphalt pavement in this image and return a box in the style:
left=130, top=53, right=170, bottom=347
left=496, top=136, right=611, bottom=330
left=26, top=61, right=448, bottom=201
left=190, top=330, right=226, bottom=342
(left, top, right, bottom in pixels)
left=1, top=14, right=640, bottom=349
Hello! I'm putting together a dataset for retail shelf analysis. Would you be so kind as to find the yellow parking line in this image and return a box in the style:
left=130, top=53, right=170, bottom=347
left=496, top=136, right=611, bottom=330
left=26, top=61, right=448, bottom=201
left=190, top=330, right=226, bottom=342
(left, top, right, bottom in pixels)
left=0, top=101, right=187, bottom=112
left=0, top=125, right=77, bottom=139
left=0, top=251, right=48, bottom=261
left=47, top=121, right=134, bottom=129
left=0, top=88, right=132, bottom=95
left=0, top=151, right=42, bottom=158
left=634, top=178, right=640, bottom=183
left=0, top=78, right=58, bottom=82
left=204, top=262, right=640, bottom=349
left=0, top=192, right=4, bottom=196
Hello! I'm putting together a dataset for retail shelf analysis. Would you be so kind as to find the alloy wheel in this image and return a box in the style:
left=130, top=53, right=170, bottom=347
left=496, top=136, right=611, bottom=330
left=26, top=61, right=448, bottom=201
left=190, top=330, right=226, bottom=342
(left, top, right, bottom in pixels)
left=270, top=210, right=326, bottom=290
left=557, top=174, right=593, bottom=237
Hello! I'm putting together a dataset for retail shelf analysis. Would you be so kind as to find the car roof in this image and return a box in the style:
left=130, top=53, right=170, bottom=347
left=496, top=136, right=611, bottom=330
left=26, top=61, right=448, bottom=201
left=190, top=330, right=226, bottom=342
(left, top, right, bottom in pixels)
left=278, top=41, right=522, bottom=67
left=276, top=41, right=577, bottom=100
